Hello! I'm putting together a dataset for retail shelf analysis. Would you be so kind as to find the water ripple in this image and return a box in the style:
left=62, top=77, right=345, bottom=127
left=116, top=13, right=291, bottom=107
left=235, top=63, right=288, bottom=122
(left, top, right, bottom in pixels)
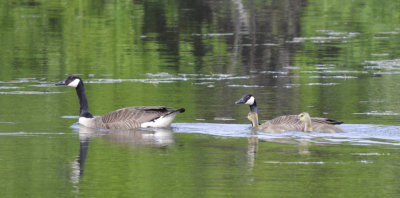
left=85, top=73, right=251, bottom=84
left=172, top=123, right=400, bottom=146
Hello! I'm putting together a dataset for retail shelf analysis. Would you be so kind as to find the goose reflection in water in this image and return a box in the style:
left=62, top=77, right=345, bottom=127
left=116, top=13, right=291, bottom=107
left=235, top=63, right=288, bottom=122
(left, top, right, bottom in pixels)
left=246, top=129, right=312, bottom=170
left=70, top=126, right=175, bottom=186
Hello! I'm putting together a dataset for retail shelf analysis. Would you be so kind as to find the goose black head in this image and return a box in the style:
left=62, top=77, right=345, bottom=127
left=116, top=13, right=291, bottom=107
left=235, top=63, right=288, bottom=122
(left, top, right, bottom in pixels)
left=56, top=75, right=82, bottom=88
left=235, top=94, right=255, bottom=105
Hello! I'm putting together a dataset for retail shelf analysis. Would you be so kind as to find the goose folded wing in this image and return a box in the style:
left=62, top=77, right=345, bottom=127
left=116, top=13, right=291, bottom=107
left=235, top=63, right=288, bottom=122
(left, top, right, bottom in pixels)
left=265, top=115, right=304, bottom=131
left=100, top=106, right=171, bottom=124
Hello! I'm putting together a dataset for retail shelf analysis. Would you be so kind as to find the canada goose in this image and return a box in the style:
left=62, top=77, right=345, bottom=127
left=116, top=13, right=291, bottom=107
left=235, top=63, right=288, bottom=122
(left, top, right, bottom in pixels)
left=297, top=112, right=344, bottom=133
left=55, top=75, right=185, bottom=129
left=235, top=94, right=343, bottom=131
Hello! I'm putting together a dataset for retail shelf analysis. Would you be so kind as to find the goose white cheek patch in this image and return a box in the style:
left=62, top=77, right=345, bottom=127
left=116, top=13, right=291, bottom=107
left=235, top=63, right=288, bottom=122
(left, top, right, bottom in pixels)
left=67, top=79, right=80, bottom=88
left=245, top=96, right=255, bottom=105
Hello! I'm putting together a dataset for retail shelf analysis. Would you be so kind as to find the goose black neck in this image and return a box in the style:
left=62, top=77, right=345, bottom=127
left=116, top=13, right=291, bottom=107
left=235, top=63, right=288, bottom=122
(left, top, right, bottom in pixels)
left=250, top=100, right=258, bottom=114
left=76, top=82, right=93, bottom=118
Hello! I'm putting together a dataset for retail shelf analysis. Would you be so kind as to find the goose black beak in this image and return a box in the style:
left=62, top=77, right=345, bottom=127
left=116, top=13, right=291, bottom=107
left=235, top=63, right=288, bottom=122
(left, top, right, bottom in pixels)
left=235, top=98, right=245, bottom=104
left=55, top=80, right=66, bottom=86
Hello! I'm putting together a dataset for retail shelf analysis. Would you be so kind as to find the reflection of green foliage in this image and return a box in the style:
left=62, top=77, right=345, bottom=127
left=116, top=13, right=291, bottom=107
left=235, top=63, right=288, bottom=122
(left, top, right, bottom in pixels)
left=0, top=0, right=234, bottom=81
left=291, top=0, right=400, bottom=123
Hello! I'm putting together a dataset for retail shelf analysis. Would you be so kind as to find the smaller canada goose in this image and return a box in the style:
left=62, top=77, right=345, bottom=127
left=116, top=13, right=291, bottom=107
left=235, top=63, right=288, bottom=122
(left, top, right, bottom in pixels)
left=56, top=75, right=185, bottom=129
left=297, top=112, right=344, bottom=133
left=235, top=94, right=343, bottom=131
left=247, top=112, right=290, bottom=133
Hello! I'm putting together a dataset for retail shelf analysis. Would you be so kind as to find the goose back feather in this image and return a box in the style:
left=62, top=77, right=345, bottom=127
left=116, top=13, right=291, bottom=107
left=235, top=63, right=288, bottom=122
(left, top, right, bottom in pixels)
left=297, top=112, right=344, bottom=133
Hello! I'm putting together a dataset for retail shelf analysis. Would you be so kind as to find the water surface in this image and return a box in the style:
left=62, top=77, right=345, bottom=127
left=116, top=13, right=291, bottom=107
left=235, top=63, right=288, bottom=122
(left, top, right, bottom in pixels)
left=1, top=0, right=400, bottom=197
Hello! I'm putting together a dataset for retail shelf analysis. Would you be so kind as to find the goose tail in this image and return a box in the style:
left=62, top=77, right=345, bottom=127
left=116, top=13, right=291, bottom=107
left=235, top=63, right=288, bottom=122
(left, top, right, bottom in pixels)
left=326, top=119, right=343, bottom=125
left=173, top=108, right=185, bottom=114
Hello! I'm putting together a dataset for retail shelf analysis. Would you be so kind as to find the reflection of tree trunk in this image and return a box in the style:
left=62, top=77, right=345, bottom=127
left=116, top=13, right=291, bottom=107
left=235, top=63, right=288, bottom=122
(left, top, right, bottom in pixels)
left=231, top=0, right=250, bottom=73
left=232, top=0, right=249, bottom=34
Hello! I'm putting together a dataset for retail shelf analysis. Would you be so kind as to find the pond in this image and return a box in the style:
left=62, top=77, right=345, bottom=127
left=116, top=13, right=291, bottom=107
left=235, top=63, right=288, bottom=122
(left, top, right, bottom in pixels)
left=1, top=0, right=400, bottom=197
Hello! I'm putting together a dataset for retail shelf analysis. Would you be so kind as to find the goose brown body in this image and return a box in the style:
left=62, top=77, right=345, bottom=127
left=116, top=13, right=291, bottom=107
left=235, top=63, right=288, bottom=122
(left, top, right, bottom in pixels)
left=84, top=106, right=184, bottom=129
left=236, top=94, right=343, bottom=132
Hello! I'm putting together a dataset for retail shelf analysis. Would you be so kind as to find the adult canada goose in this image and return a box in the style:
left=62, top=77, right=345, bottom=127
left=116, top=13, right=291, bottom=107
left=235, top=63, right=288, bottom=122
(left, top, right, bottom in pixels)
left=235, top=94, right=343, bottom=131
left=297, top=112, right=344, bottom=133
left=55, top=75, right=185, bottom=129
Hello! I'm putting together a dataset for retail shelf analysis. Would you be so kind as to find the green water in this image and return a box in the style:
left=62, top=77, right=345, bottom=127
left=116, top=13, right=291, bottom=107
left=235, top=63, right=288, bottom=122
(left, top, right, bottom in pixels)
left=1, top=0, right=400, bottom=197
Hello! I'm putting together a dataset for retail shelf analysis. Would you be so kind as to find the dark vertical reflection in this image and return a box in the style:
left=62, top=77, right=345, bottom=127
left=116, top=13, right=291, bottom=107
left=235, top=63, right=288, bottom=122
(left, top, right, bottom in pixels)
left=78, top=135, right=90, bottom=177
left=70, top=126, right=175, bottom=187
